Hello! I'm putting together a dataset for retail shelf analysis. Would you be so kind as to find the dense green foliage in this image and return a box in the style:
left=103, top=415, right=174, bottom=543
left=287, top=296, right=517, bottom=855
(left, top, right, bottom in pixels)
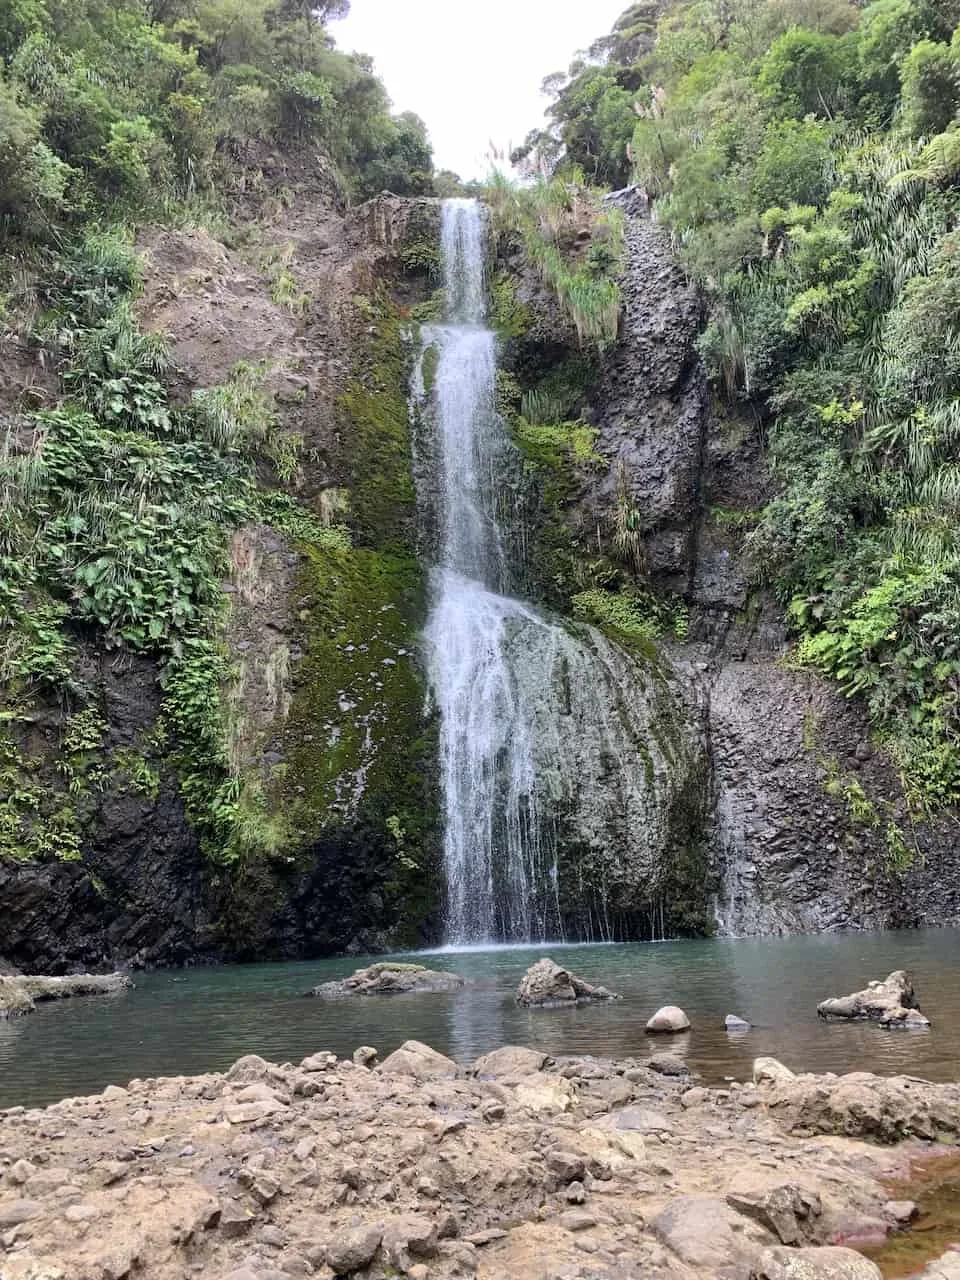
left=0, top=0, right=437, bottom=876
left=487, top=171, right=626, bottom=349
left=536, top=0, right=960, bottom=812
left=0, top=231, right=348, bottom=865
left=0, top=0, right=433, bottom=241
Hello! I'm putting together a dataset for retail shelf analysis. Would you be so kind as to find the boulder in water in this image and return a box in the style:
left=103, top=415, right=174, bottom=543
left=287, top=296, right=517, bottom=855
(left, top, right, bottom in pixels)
left=310, top=962, right=465, bottom=999
left=646, top=1005, right=691, bottom=1033
left=816, top=971, right=929, bottom=1027
left=726, top=1013, right=752, bottom=1031
left=515, top=958, right=621, bottom=1007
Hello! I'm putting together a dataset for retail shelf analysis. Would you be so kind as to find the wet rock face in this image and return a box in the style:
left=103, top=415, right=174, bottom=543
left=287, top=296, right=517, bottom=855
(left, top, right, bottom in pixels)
left=585, top=207, right=707, bottom=590
left=501, top=615, right=713, bottom=939
left=0, top=649, right=214, bottom=973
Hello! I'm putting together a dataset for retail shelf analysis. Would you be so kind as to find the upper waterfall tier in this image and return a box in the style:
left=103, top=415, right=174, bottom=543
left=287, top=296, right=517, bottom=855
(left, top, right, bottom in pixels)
left=441, top=197, right=487, bottom=325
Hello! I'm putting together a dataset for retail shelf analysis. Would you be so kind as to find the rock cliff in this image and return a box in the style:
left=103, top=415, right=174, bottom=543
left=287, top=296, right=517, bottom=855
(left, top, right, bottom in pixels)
left=2, top=168, right=957, bottom=971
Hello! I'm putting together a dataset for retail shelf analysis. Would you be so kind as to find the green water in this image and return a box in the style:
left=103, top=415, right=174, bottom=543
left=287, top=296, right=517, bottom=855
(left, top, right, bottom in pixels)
left=860, top=1154, right=960, bottom=1277
left=2, top=928, right=960, bottom=1111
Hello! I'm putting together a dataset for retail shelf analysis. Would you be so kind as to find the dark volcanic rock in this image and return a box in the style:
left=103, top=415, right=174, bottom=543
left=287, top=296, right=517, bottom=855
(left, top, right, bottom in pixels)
left=586, top=204, right=707, bottom=590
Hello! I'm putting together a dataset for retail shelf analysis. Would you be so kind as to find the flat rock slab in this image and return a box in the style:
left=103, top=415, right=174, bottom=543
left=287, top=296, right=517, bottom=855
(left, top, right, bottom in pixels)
left=0, top=972, right=131, bottom=1019
left=311, top=962, right=465, bottom=998
left=653, top=1195, right=773, bottom=1269
left=515, top=957, right=621, bottom=1007
left=752, top=1245, right=883, bottom=1278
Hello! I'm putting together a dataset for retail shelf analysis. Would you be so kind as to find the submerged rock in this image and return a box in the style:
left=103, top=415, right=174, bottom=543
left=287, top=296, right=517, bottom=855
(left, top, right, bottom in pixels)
left=0, top=972, right=131, bottom=1019
left=515, top=957, right=621, bottom=1007
left=310, top=962, right=465, bottom=998
left=646, top=1005, right=691, bottom=1032
left=817, top=971, right=929, bottom=1027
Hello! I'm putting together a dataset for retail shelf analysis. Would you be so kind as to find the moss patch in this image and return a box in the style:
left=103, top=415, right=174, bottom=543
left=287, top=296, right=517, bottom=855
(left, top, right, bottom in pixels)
left=339, top=293, right=419, bottom=549
left=260, top=542, right=438, bottom=948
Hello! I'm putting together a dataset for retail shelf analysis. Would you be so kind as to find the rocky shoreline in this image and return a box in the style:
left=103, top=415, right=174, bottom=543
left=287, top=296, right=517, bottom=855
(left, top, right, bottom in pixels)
left=2, top=1041, right=960, bottom=1280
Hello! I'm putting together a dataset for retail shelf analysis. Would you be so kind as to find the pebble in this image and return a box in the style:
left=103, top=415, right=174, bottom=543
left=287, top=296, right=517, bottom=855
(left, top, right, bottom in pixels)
left=561, top=1211, right=597, bottom=1232
left=0, top=1199, right=44, bottom=1226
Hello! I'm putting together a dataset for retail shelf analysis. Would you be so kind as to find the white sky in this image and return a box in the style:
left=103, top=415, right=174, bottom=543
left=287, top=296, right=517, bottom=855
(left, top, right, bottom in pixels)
left=331, top=0, right=630, bottom=179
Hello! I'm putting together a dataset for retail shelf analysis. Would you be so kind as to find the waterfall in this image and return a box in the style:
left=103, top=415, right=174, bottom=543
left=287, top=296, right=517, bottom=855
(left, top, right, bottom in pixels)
left=417, top=198, right=554, bottom=945
left=415, top=198, right=706, bottom=946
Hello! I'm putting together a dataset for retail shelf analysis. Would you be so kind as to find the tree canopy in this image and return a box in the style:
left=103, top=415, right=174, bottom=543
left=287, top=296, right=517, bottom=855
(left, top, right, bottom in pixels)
left=0, top=0, right=434, bottom=239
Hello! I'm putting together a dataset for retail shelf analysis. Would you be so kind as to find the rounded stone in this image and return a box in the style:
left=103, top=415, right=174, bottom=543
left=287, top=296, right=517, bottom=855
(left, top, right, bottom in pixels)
left=646, top=1005, right=691, bottom=1033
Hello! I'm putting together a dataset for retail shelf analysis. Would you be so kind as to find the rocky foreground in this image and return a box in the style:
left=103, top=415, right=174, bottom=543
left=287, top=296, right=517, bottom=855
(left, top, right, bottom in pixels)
left=2, top=1043, right=960, bottom=1280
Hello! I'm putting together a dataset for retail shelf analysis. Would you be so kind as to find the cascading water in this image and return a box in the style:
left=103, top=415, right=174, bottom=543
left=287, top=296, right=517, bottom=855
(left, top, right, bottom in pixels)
left=414, top=198, right=706, bottom=947
left=418, top=199, right=556, bottom=945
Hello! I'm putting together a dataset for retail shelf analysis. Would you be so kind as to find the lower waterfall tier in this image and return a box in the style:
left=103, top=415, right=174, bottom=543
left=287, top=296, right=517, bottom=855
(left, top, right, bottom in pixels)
left=425, top=571, right=711, bottom=944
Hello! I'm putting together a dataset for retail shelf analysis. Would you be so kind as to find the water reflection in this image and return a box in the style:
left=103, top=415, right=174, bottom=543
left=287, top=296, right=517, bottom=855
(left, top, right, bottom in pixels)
left=2, top=929, right=959, bottom=1110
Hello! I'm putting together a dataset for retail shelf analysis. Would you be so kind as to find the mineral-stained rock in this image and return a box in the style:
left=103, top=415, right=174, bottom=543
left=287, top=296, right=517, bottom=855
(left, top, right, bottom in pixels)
left=377, top=1040, right=458, bottom=1080
left=515, top=957, right=620, bottom=1007
left=0, top=972, right=131, bottom=1018
left=471, top=1045, right=549, bottom=1077
left=817, top=971, right=926, bottom=1026
left=751, top=1245, right=883, bottom=1279
left=907, top=1252, right=960, bottom=1278
left=311, top=962, right=465, bottom=999
left=646, top=1005, right=691, bottom=1032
